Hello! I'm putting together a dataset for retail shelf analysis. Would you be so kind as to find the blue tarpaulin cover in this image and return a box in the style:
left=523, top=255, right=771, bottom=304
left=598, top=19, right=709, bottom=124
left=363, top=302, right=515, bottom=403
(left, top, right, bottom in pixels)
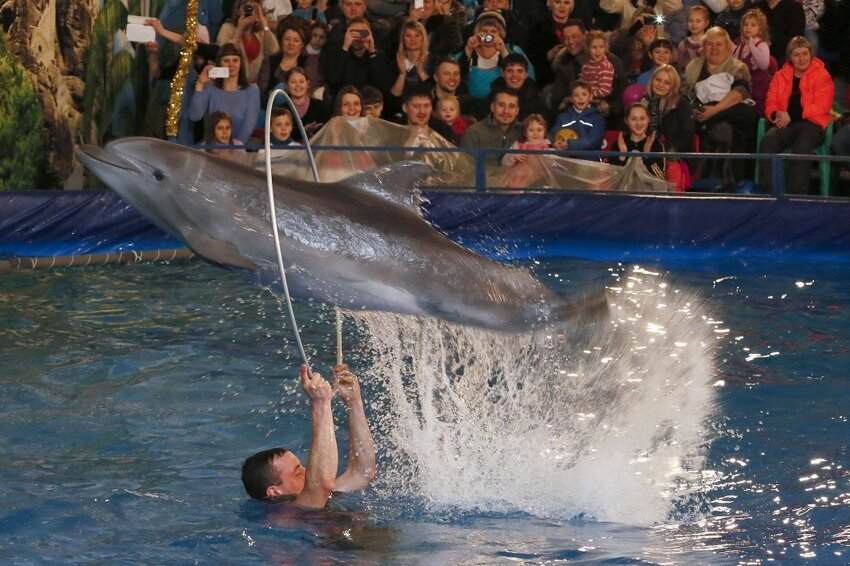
left=1, top=190, right=849, bottom=262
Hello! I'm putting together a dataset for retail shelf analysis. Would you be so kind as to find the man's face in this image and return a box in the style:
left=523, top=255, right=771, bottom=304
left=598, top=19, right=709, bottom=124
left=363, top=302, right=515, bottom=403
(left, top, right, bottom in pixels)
left=435, top=62, right=461, bottom=92
left=348, top=22, right=370, bottom=49
left=483, top=0, right=509, bottom=10
left=269, top=452, right=306, bottom=497
left=502, top=63, right=528, bottom=90
left=404, top=96, right=433, bottom=126
left=727, top=0, right=745, bottom=9
left=563, top=25, right=586, bottom=56
left=342, top=0, right=366, bottom=20
left=490, top=92, right=519, bottom=127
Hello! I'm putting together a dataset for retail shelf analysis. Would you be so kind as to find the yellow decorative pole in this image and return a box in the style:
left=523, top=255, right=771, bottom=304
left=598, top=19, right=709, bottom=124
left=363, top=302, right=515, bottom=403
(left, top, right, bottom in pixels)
left=165, top=0, right=199, bottom=138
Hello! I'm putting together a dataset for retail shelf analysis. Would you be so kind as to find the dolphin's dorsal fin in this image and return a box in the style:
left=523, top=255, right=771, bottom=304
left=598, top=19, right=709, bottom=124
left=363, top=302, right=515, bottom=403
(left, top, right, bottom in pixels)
left=337, top=161, right=434, bottom=216
left=183, top=228, right=258, bottom=270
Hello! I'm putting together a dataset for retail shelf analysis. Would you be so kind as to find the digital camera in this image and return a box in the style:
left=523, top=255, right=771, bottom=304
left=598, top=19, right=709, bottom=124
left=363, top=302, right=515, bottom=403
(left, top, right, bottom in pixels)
left=243, top=3, right=254, bottom=16
left=479, top=33, right=494, bottom=44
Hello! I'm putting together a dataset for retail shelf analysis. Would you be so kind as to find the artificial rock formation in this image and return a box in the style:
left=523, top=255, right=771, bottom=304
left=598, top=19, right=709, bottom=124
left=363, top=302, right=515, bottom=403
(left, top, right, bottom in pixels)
left=1, top=0, right=98, bottom=184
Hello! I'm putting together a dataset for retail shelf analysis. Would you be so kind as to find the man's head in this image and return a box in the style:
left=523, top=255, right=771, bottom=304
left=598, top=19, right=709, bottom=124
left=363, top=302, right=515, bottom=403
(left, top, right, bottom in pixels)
left=342, top=0, right=367, bottom=21
left=562, top=19, right=587, bottom=56
left=434, top=57, right=462, bottom=94
left=489, top=88, right=520, bottom=129
left=242, top=448, right=306, bottom=500
left=347, top=17, right=372, bottom=52
left=403, top=85, right=434, bottom=126
left=500, top=53, right=529, bottom=90
left=361, top=86, right=384, bottom=118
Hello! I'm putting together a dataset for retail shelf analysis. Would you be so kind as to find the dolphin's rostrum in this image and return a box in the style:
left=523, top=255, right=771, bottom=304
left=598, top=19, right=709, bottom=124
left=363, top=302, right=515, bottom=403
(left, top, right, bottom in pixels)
left=76, top=137, right=606, bottom=331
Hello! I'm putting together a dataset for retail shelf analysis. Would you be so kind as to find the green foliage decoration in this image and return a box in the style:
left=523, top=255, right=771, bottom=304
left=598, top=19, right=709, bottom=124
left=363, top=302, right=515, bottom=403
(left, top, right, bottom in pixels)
left=0, top=31, right=45, bottom=190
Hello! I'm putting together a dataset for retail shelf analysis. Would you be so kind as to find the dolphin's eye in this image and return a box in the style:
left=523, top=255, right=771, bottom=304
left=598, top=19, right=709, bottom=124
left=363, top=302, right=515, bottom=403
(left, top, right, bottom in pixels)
left=153, top=170, right=165, bottom=181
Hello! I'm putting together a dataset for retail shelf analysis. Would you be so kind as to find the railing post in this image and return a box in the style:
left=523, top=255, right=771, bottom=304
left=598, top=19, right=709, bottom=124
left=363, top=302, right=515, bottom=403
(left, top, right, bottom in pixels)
left=771, top=155, right=785, bottom=196
left=475, top=148, right=487, bottom=192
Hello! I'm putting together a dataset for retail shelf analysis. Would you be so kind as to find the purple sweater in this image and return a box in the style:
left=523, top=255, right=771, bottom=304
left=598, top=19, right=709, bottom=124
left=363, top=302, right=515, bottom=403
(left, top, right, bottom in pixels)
left=188, top=83, right=260, bottom=144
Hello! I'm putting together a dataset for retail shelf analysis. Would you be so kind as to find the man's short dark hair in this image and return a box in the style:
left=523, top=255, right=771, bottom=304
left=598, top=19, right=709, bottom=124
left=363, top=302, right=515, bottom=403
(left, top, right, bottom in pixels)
left=242, top=447, right=288, bottom=500
left=500, top=53, right=528, bottom=70
left=402, top=83, right=434, bottom=105
left=361, top=85, right=384, bottom=106
left=563, top=18, right=586, bottom=32
left=489, top=85, right=520, bottom=105
left=435, top=56, right=461, bottom=71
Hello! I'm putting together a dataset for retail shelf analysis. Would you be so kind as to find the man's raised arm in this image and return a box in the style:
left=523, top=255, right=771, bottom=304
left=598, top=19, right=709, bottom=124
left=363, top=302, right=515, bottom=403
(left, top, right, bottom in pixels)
left=332, top=364, right=377, bottom=493
left=294, top=365, right=339, bottom=508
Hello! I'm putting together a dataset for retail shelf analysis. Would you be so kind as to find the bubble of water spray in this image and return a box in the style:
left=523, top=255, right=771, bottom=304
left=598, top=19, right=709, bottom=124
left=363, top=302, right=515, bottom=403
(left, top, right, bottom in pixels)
left=350, top=267, right=717, bottom=525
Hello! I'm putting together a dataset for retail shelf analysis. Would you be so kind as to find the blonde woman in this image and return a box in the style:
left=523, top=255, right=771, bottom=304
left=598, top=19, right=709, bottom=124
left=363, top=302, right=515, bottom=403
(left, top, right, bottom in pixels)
left=390, top=20, right=433, bottom=98
left=643, top=64, right=696, bottom=189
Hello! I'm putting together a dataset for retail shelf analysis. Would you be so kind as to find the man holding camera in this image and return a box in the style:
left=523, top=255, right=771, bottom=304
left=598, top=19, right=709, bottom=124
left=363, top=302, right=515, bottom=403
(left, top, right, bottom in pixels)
left=216, top=1, right=280, bottom=88
left=324, top=17, right=392, bottom=96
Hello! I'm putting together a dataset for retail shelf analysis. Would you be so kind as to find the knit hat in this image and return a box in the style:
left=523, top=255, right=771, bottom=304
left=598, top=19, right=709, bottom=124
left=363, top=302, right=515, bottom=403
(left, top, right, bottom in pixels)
left=475, top=10, right=506, bottom=30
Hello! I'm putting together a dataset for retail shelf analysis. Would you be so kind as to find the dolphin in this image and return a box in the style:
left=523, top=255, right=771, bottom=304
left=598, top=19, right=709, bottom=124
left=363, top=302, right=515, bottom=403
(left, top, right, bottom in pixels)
left=76, top=137, right=606, bottom=331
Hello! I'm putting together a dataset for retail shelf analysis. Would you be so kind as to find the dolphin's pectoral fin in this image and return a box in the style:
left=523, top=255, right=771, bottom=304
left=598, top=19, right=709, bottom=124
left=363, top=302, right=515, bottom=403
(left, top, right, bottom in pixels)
left=183, top=228, right=258, bottom=270
left=338, top=161, right=435, bottom=216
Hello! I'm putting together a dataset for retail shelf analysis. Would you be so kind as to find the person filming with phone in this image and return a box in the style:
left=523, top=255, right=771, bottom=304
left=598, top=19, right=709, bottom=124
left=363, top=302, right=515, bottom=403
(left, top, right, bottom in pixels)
left=324, top=17, right=392, bottom=96
left=216, top=0, right=281, bottom=91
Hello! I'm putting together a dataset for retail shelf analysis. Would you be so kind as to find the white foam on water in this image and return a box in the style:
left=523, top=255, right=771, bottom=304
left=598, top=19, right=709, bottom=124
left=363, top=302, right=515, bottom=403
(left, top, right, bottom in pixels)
left=350, top=268, right=718, bottom=525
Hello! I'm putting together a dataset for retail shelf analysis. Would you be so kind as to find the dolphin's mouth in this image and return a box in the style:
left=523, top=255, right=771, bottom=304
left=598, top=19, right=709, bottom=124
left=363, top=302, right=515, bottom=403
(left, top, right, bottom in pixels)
left=76, top=144, right=140, bottom=174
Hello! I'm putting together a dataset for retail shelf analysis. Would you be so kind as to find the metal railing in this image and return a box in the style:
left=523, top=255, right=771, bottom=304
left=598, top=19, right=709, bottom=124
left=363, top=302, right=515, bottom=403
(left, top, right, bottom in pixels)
left=192, top=142, right=850, bottom=198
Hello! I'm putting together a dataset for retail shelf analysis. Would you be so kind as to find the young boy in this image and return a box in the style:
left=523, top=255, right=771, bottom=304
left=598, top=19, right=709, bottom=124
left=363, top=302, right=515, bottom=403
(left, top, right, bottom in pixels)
left=677, top=5, right=710, bottom=68
left=549, top=80, right=606, bottom=159
left=636, top=38, right=676, bottom=87
left=270, top=107, right=296, bottom=145
left=361, top=86, right=384, bottom=119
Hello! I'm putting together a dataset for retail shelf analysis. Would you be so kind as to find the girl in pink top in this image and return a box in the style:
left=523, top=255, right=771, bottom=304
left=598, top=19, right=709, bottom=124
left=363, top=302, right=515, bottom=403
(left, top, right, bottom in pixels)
left=733, top=9, right=773, bottom=116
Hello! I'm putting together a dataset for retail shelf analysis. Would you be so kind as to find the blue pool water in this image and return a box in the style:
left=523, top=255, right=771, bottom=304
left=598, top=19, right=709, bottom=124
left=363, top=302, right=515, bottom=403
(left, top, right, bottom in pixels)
left=1, top=258, right=848, bottom=564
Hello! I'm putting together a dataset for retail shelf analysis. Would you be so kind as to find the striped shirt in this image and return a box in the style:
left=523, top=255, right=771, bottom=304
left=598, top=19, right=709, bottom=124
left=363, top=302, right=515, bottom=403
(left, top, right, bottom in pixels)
left=580, top=57, right=615, bottom=99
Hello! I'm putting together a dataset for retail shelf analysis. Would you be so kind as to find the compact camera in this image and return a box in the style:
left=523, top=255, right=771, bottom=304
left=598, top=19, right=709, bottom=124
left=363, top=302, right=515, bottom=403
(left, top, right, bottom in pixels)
left=243, top=3, right=254, bottom=16
left=209, top=67, right=230, bottom=79
left=356, top=29, right=369, bottom=37
left=479, top=33, right=494, bottom=44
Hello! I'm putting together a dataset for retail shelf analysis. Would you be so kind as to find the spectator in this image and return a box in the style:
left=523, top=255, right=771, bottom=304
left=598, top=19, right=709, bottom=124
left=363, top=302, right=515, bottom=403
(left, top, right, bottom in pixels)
left=303, top=23, right=328, bottom=94
left=580, top=31, right=616, bottom=110
left=401, top=0, right=464, bottom=58
left=526, top=0, right=585, bottom=88
left=276, top=66, right=331, bottom=140
left=204, top=110, right=252, bottom=165
left=190, top=43, right=261, bottom=145
left=609, top=8, right=658, bottom=81
left=456, top=11, right=535, bottom=102
left=599, top=0, right=683, bottom=34
left=333, top=85, right=365, bottom=117
left=430, top=57, right=474, bottom=114
left=549, top=79, right=605, bottom=157
left=502, top=113, right=551, bottom=167
left=801, top=0, right=825, bottom=50
left=682, top=26, right=758, bottom=187
left=636, top=38, right=677, bottom=87
left=323, top=0, right=371, bottom=77
left=460, top=88, right=523, bottom=165
left=616, top=103, right=666, bottom=179
left=324, top=17, right=392, bottom=95
left=361, top=85, right=385, bottom=117
left=464, top=0, right=530, bottom=48
left=752, top=0, right=805, bottom=65
left=488, top=53, right=545, bottom=121
left=291, top=0, right=328, bottom=25
left=268, top=19, right=308, bottom=96
left=388, top=20, right=433, bottom=100
left=217, top=1, right=281, bottom=92
left=269, top=106, right=299, bottom=144
left=400, top=85, right=457, bottom=145
left=642, top=64, right=696, bottom=189
left=677, top=5, right=711, bottom=70
left=715, top=0, right=754, bottom=42
left=733, top=9, right=774, bottom=116
left=760, top=36, right=834, bottom=193
left=434, top=94, right=470, bottom=141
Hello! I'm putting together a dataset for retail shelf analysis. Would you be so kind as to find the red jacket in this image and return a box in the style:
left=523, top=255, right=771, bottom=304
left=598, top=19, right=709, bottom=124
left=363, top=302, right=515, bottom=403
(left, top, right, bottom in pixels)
left=764, top=57, right=834, bottom=129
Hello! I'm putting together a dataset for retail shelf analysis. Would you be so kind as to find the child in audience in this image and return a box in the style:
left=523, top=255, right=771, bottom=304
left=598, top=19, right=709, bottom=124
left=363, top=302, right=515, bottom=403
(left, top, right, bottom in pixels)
left=303, top=23, right=327, bottom=96
left=503, top=113, right=551, bottom=167
left=291, top=0, right=327, bottom=25
left=616, top=103, right=666, bottom=179
left=580, top=31, right=615, bottom=110
left=256, top=107, right=301, bottom=164
left=361, top=86, right=385, bottom=118
left=549, top=80, right=606, bottom=158
left=677, top=5, right=711, bottom=68
left=733, top=9, right=773, bottom=116
left=636, top=38, right=676, bottom=87
left=434, top=95, right=470, bottom=141
left=204, top=111, right=251, bottom=165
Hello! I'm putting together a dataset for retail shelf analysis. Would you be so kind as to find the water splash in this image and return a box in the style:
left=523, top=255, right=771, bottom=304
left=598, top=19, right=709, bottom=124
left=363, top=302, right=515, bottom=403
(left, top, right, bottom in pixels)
left=350, top=267, right=718, bottom=525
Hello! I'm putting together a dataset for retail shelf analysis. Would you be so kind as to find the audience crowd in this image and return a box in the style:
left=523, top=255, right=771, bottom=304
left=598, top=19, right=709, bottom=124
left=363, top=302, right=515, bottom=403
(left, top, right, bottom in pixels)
left=145, top=0, right=850, bottom=193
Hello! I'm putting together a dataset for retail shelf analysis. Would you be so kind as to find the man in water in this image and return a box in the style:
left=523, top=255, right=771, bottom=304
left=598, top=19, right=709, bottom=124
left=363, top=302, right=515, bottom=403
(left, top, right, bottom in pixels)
left=241, top=364, right=376, bottom=508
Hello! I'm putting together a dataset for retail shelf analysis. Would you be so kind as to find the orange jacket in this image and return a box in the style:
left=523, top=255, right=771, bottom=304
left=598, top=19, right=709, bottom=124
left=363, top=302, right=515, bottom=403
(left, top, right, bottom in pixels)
left=764, top=57, right=834, bottom=129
